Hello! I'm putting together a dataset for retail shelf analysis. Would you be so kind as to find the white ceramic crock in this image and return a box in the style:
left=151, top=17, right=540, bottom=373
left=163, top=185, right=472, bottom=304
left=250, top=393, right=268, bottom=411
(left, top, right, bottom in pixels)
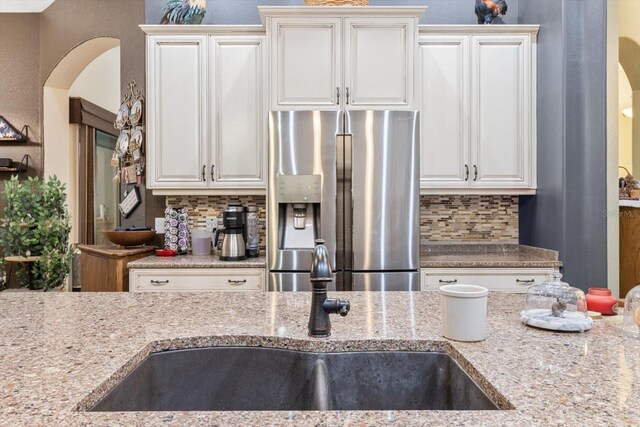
left=440, top=284, right=489, bottom=342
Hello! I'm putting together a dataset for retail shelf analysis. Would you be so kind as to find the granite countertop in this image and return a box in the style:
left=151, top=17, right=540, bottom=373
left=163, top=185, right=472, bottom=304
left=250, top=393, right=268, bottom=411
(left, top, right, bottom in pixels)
left=1, top=292, right=637, bottom=426
left=421, top=244, right=562, bottom=268
left=127, top=255, right=266, bottom=269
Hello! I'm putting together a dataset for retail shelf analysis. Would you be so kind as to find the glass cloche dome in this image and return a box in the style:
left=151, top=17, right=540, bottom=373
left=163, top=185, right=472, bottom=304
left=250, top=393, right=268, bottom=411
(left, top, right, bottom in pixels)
left=622, top=284, right=640, bottom=337
left=521, top=272, right=593, bottom=332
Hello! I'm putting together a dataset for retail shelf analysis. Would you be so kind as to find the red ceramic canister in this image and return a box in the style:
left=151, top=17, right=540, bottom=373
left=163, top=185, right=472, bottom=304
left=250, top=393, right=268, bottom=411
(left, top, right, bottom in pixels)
left=586, top=288, right=619, bottom=315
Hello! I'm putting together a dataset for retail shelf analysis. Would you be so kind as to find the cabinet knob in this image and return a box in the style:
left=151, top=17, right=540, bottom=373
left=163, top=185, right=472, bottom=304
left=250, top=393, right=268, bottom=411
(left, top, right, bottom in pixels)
left=228, top=279, right=247, bottom=285
left=439, top=279, right=458, bottom=284
left=150, top=280, right=170, bottom=285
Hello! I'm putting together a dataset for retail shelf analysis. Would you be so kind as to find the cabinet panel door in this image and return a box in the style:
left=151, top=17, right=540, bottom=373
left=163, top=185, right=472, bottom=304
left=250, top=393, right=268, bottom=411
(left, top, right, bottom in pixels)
left=418, top=36, right=469, bottom=188
left=271, top=17, right=341, bottom=110
left=470, top=35, right=532, bottom=188
left=211, top=37, right=266, bottom=187
left=344, top=18, right=414, bottom=109
left=147, top=35, right=208, bottom=188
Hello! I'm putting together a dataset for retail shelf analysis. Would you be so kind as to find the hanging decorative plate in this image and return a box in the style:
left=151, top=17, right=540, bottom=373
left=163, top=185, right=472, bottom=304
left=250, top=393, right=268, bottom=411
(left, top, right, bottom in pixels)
left=129, top=99, right=143, bottom=126
left=117, top=131, right=130, bottom=156
left=115, top=102, right=129, bottom=129
left=129, top=128, right=143, bottom=152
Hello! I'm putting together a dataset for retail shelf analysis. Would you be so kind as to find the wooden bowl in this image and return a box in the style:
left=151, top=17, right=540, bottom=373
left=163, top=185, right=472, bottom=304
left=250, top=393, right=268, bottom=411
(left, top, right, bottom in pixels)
left=103, top=230, right=156, bottom=247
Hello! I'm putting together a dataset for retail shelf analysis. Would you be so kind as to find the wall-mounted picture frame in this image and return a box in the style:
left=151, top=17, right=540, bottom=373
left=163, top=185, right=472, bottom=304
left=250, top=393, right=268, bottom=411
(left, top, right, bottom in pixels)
left=119, top=185, right=142, bottom=218
left=0, top=116, right=26, bottom=143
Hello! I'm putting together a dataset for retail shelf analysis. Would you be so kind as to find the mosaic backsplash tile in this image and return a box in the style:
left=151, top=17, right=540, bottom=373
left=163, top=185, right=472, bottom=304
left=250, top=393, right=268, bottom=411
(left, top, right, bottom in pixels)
left=168, top=194, right=518, bottom=252
left=166, top=195, right=266, bottom=253
left=420, top=195, right=518, bottom=244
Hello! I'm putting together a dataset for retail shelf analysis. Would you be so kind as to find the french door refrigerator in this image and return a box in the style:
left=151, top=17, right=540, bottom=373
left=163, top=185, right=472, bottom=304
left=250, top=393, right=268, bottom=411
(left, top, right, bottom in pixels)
left=268, top=110, right=420, bottom=292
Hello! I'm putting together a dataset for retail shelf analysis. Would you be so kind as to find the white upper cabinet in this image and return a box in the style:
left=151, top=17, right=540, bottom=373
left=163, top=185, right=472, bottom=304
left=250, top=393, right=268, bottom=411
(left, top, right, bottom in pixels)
left=147, top=35, right=208, bottom=189
left=343, top=17, right=414, bottom=108
left=270, top=18, right=341, bottom=109
left=262, top=7, right=426, bottom=111
left=418, top=26, right=538, bottom=195
left=418, top=35, right=469, bottom=187
left=143, top=27, right=267, bottom=193
left=471, top=35, right=531, bottom=189
left=211, top=36, right=266, bottom=188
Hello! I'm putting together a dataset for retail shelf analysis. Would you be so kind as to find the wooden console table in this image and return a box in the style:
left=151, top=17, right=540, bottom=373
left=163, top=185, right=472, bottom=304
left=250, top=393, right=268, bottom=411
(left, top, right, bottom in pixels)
left=78, top=245, right=155, bottom=292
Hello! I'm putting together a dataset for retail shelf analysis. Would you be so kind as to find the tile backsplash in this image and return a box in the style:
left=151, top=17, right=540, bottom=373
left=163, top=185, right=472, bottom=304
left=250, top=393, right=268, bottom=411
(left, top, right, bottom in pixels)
left=420, top=195, right=519, bottom=245
left=166, top=195, right=266, bottom=252
left=167, top=194, right=518, bottom=252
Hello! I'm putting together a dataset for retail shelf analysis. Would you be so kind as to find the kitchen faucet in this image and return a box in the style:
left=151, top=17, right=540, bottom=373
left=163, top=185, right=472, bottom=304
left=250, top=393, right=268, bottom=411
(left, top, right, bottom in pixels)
left=308, top=239, right=350, bottom=337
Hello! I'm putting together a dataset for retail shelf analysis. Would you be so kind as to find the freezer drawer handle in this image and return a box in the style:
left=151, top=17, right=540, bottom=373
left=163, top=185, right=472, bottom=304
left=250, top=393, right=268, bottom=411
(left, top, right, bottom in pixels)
left=516, top=279, right=535, bottom=284
left=228, top=279, right=247, bottom=285
left=150, top=280, right=170, bottom=285
left=438, top=279, right=458, bottom=284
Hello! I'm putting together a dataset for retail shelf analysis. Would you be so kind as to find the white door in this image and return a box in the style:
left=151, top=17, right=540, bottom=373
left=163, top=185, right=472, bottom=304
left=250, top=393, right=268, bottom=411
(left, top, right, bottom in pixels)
left=270, top=17, right=341, bottom=110
left=210, top=36, right=266, bottom=188
left=343, top=18, right=415, bottom=109
left=418, top=35, right=470, bottom=189
left=147, top=35, right=208, bottom=189
left=470, top=35, right=532, bottom=188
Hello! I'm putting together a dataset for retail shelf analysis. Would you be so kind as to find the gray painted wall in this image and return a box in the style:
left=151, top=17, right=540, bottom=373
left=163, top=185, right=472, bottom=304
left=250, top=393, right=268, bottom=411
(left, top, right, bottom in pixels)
left=145, top=0, right=519, bottom=25
left=519, top=0, right=609, bottom=291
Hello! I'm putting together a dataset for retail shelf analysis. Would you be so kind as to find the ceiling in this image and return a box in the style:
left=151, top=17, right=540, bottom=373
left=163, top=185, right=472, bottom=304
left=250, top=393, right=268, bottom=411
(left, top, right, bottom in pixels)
left=0, top=0, right=56, bottom=13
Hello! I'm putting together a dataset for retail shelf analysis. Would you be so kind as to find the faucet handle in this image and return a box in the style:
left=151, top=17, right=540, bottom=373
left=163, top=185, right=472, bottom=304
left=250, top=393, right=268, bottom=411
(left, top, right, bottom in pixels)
left=338, top=299, right=350, bottom=317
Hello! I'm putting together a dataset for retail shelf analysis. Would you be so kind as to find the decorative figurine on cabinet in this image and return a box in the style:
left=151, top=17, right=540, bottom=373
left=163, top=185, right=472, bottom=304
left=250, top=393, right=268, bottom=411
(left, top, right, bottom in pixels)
left=161, top=0, right=207, bottom=24
left=475, top=0, right=508, bottom=24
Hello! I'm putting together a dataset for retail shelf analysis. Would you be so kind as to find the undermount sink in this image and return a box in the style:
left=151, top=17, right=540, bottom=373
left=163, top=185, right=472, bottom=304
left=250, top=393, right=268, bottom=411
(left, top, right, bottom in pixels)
left=89, top=347, right=500, bottom=412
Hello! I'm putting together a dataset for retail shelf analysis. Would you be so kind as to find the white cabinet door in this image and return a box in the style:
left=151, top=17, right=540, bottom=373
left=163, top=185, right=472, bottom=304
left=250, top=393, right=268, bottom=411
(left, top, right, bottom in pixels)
left=270, top=17, right=341, bottom=110
left=344, top=18, right=414, bottom=109
left=147, top=35, right=208, bottom=189
left=470, top=35, right=532, bottom=189
left=418, top=36, right=469, bottom=188
left=210, top=36, right=266, bottom=188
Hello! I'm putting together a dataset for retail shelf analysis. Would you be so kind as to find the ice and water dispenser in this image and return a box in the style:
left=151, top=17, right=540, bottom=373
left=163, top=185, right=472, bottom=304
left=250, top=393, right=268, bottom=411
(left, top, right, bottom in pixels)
left=276, top=175, right=322, bottom=249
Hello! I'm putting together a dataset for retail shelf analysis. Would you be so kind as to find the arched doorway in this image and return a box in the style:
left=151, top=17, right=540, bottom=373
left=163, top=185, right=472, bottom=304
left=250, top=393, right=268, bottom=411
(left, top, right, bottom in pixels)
left=42, top=37, right=120, bottom=246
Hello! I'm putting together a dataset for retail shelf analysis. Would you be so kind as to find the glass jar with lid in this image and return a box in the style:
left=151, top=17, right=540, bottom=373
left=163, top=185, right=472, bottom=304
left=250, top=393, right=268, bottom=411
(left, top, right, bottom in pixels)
left=521, top=272, right=593, bottom=332
left=622, top=284, right=640, bottom=337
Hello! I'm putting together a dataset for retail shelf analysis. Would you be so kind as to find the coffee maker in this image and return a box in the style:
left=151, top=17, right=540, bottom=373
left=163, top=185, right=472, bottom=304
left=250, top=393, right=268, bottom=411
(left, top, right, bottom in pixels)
left=214, top=204, right=247, bottom=261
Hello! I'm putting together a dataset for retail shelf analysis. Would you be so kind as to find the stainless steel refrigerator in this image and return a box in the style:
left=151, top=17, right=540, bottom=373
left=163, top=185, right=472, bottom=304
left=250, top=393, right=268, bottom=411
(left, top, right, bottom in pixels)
left=268, top=110, right=420, bottom=292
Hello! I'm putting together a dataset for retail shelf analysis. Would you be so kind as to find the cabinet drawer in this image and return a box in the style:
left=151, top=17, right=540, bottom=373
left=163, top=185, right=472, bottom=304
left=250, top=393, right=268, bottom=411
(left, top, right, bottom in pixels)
left=421, top=268, right=556, bottom=293
left=130, top=269, right=264, bottom=292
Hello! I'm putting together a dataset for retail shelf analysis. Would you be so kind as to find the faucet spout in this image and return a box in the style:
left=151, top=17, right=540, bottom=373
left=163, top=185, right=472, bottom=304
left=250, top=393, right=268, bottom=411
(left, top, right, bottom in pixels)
left=308, top=239, right=350, bottom=338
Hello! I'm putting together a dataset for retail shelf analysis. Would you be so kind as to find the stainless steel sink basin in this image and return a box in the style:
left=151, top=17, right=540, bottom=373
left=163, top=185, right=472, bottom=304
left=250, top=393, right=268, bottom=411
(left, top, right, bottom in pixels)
left=89, top=347, right=500, bottom=412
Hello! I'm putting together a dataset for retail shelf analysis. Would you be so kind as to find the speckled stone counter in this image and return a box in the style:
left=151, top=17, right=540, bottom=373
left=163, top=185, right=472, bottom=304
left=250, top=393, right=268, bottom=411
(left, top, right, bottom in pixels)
left=0, top=292, right=637, bottom=426
left=421, top=244, right=562, bottom=268
left=128, top=255, right=266, bottom=269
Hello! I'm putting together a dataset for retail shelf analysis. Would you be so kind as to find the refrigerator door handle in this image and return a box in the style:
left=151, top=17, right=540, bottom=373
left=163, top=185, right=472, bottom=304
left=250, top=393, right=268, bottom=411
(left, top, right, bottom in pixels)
left=344, top=133, right=353, bottom=276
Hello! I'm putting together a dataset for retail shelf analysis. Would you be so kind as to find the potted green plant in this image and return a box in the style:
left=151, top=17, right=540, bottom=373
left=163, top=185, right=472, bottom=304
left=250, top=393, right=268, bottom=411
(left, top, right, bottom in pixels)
left=0, top=176, right=73, bottom=290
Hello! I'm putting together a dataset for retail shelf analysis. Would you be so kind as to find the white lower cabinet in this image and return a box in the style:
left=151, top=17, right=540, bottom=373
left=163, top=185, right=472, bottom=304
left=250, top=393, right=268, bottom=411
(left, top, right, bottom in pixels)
left=130, top=268, right=265, bottom=292
left=421, top=268, right=557, bottom=293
